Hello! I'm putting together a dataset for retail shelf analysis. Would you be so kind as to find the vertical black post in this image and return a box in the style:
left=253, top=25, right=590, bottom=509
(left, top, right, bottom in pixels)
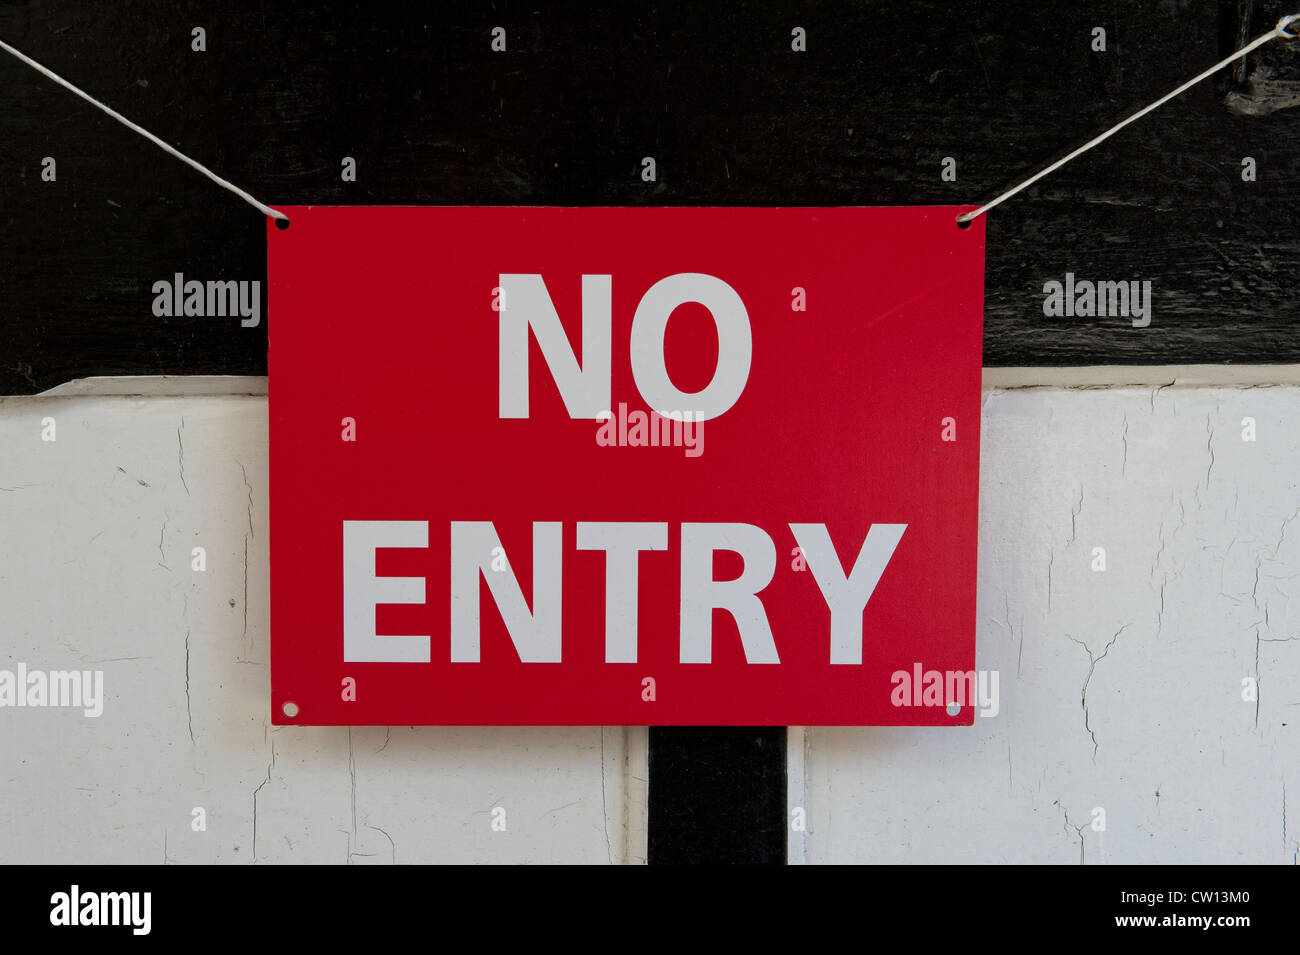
left=648, top=727, right=787, bottom=864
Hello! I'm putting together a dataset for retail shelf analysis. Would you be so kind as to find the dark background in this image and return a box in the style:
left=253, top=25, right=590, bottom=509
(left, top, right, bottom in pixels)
left=3, top=1, right=1299, bottom=393
left=2, top=0, right=1296, bottom=864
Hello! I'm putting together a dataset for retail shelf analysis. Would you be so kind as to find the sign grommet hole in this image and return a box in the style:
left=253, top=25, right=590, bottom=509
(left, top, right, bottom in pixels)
left=282, top=700, right=300, bottom=718
left=945, top=701, right=962, bottom=717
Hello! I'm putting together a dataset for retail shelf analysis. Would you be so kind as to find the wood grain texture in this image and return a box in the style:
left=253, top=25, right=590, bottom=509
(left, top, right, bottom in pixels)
left=2, top=1, right=1299, bottom=396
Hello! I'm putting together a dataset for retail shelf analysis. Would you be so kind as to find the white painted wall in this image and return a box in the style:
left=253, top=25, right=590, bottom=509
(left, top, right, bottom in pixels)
left=4, top=379, right=1296, bottom=864
left=796, top=383, right=1300, bottom=864
left=0, top=391, right=646, bottom=864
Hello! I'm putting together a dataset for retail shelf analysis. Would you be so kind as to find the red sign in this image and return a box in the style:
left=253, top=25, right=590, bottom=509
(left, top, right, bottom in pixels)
left=268, top=206, right=985, bottom=725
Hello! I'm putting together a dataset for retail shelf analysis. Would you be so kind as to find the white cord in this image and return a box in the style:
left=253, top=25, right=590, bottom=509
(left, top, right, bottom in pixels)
left=7, top=14, right=1297, bottom=229
left=0, top=37, right=288, bottom=223
left=957, top=14, right=1300, bottom=225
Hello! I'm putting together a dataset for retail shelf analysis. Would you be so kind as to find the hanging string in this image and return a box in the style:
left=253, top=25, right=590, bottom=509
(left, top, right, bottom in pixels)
left=0, top=37, right=288, bottom=224
left=957, top=14, right=1300, bottom=225
left=6, top=15, right=1297, bottom=229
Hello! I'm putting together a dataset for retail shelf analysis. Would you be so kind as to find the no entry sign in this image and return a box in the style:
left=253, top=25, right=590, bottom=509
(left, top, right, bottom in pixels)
left=268, top=206, right=984, bottom=725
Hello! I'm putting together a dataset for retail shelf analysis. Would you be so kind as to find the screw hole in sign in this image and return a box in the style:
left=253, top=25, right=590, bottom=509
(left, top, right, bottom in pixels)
left=955, top=215, right=972, bottom=230
left=282, top=700, right=300, bottom=718
left=275, top=217, right=291, bottom=231
left=945, top=701, right=962, bottom=717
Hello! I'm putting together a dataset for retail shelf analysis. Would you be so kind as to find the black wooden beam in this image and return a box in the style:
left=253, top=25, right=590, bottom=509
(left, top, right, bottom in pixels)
left=4, top=1, right=1300, bottom=395
left=648, top=727, right=786, bottom=865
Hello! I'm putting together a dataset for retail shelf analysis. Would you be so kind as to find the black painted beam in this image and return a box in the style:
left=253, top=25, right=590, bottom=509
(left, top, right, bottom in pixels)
left=3, top=1, right=1300, bottom=395
left=648, top=727, right=786, bottom=865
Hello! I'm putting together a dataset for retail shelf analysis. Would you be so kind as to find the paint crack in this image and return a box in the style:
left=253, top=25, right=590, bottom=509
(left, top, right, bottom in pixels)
left=1069, top=625, right=1128, bottom=759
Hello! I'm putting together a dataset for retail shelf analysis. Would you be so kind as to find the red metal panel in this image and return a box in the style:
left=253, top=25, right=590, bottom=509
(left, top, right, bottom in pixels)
left=269, top=206, right=984, bottom=724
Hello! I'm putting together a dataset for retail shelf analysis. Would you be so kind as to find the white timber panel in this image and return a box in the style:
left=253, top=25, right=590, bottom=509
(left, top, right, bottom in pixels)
left=0, top=393, right=646, bottom=864
left=800, top=384, right=1300, bottom=864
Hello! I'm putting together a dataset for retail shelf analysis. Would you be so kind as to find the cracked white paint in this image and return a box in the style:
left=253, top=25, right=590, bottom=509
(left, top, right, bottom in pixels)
left=800, top=384, right=1300, bottom=864
left=0, top=395, right=647, bottom=864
